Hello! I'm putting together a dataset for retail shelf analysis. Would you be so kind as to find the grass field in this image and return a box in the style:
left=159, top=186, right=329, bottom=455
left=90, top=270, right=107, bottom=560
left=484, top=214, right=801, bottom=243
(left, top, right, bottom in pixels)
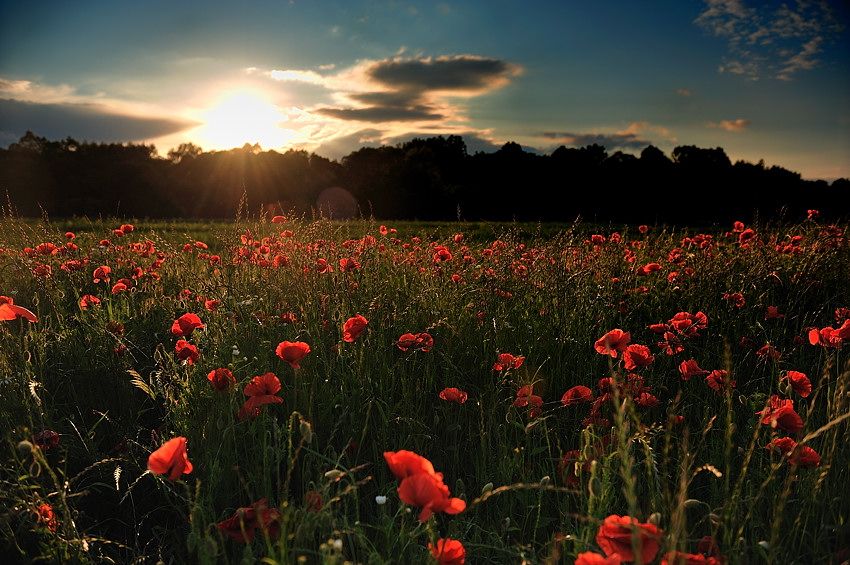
left=1, top=212, right=848, bottom=564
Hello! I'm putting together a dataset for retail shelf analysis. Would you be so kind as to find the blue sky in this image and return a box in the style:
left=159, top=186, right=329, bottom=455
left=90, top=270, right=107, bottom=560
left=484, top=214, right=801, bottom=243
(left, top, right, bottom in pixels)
left=1, top=0, right=848, bottom=180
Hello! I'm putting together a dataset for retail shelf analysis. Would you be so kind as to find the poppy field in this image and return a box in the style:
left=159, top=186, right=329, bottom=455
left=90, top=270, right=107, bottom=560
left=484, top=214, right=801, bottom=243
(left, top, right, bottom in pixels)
left=1, top=213, right=848, bottom=564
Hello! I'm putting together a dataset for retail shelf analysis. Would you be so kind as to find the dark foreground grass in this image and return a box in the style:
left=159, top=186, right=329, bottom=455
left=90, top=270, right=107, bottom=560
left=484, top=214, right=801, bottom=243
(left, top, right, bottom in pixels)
left=1, top=213, right=848, bottom=564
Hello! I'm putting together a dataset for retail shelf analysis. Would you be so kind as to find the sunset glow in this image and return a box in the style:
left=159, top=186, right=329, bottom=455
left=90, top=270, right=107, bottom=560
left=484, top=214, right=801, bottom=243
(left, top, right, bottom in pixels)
left=196, top=93, right=295, bottom=150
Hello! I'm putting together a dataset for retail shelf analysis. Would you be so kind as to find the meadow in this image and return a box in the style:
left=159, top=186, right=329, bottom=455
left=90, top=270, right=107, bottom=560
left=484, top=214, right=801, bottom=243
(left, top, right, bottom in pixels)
left=0, top=212, right=848, bottom=564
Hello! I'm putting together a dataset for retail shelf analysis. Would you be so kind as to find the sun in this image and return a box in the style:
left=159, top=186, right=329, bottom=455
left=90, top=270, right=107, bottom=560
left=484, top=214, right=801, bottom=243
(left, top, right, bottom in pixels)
left=198, top=92, right=295, bottom=150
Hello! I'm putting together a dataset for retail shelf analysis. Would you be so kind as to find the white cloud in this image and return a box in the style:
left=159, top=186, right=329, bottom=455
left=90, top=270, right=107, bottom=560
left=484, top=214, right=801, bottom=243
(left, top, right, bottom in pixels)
left=694, top=0, right=843, bottom=80
left=706, top=119, right=750, bottom=131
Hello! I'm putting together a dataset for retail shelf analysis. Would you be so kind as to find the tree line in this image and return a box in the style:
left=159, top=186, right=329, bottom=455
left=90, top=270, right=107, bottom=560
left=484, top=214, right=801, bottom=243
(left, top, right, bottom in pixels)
left=1, top=131, right=847, bottom=223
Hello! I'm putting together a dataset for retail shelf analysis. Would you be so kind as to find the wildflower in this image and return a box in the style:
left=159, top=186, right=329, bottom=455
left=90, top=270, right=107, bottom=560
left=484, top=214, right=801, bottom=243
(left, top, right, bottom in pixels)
left=493, top=353, right=525, bottom=371
left=316, top=258, right=333, bottom=273
left=204, top=299, right=221, bottom=312
left=623, top=344, right=654, bottom=370
left=339, top=257, right=360, bottom=272
left=789, top=445, right=821, bottom=467
left=0, top=296, right=38, bottom=322
left=207, top=368, right=236, bottom=392
left=32, top=430, right=60, bottom=451
left=175, top=340, right=199, bottom=364
left=513, top=385, right=544, bottom=418
left=275, top=340, right=310, bottom=368
left=705, top=370, right=735, bottom=395
left=397, top=467, right=466, bottom=522
left=395, top=332, right=434, bottom=352
left=723, top=292, right=745, bottom=308
left=92, top=265, right=112, bottom=283
left=782, top=370, right=811, bottom=398
left=596, top=514, right=662, bottom=564
left=765, top=306, right=785, bottom=319
left=660, top=553, right=723, bottom=565
left=678, top=359, right=710, bottom=380
left=757, top=395, right=803, bottom=434
left=439, top=387, right=468, bottom=403
left=37, top=503, right=59, bottom=532
left=668, top=311, right=707, bottom=337
left=594, top=329, right=631, bottom=357
left=384, top=450, right=465, bottom=522
left=429, top=538, right=466, bottom=565
left=575, top=552, right=623, bottom=565
left=756, top=344, right=781, bottom=360
left=238, top=372, right=284, bottom=419
left=342, top=314, right=368, bottom=342
left=808, top=322, right=850, bottom=347
left=171, top=313, right=204, bottom=337
left=561, top=385, right=593, bottom=406
left=217, top=498, right=281, bottom=542
left=147, top=436, right=193, bottom=481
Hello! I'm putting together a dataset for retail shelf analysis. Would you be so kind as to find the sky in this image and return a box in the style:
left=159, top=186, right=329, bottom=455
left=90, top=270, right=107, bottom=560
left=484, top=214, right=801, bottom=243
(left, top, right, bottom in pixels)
left=1, top=0, right=848, bottom=181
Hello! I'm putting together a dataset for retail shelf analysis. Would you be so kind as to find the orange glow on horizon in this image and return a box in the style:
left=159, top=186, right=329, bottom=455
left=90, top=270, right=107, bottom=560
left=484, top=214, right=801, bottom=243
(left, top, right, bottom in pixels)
left=195, top=92, right=296, bottom=150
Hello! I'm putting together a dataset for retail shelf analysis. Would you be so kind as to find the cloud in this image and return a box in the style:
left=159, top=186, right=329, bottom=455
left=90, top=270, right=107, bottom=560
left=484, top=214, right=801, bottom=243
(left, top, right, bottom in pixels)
left=268, top=54, right=522, bottom=125
left=676, top=89, right=692, bottom=97
left=0, top=98, right=198, bottom=145
left=540, top=122, right=670, bottom=151
left=706, top=118, right=750, bottom=131
left=314, top=105, right=443, bottom=122
left=694, top=0, right=844, bottom=80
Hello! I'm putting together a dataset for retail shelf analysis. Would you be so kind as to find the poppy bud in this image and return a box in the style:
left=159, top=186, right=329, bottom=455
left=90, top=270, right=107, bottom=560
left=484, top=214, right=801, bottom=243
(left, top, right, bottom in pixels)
left=17, top=440, right=33, bottom=456
left=648, top=512, right=662, bottom=526
left=481, top=482, right=493, bottom=494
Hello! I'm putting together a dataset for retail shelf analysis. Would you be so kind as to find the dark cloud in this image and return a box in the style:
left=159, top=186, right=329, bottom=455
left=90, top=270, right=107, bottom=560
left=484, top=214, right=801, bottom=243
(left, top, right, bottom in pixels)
left=367, top=55, right=521, bottom=92
left=314, top=105, right=443, bottom=122
left=312, top=55, right=521, bottom=125
left=541, top=131, right=652, bottom=151
left=0, top=98, right=198, bottom=145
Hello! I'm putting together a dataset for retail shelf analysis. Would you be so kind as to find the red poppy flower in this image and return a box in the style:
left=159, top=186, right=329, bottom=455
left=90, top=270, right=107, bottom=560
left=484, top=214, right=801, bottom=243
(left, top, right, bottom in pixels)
left=275, top=341, right=310, bottom=368
left=217, top=498, right=281, bottom=542
left=766, top=436, right=797, bottom=455
left=765, top=306, right=785, bottom=319
left=668, top=311, right=707, bottom=337
left=623, top=344, right=654, bottom=370
left=397, top=469, right=466, bottom=522
left=204, top=299, right=221, bottom=312
left=575, top=552, right=623, bottom=565
left=342, top=314, right=368, bottom=342
left=808, top=325, right=846, bottom=347
left=173, top=340, right=199, bottom=364
left=757, top=395, right=803, bottom=433
left=493, top=353, right=525, bottom=371
left=705, top=370, right=735, bottom=395
left=207, top=368, right=236, bottom=392
left=395, top=332, right=434, bottom=352
left=782, top=370, right=811, bottom=398
left=147, top=436, right=193, bottom=480
left=339, top=257, right=361, bottom=272
left=660, top=552, right=723, bottom=565
left=171, top=313, right=204, bottom=337
left=723, top=292, right=745, bottom=308
left=384, top=450, right=437, bottom=479
left=37, top=503, right=59, bottom=532
left=92, top=265, right=112, bottom=283
left=595, top=514, right=662, bottom=564
left=561, top=385, right=593, bottom=406
left=594, top=329, right=631, bottom=357
left=0, top=296, right=38, bottom=323
left=429, top=538, right=466, bottom=565
left=32, top=430, right=60, bottom=451
left=789, top=445, right=821, bottom=467
left=678, top=359, right=710, bottom=380
left=439, top=387, right=468, bottom=403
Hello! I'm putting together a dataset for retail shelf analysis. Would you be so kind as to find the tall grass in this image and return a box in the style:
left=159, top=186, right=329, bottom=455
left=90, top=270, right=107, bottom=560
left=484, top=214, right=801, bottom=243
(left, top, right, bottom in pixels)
left=1, top=212, right=848, bottom=564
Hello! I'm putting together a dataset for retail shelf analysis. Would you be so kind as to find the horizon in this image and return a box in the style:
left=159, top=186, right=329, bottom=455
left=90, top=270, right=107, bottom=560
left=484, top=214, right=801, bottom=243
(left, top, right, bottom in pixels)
left=1, top=1, right=848, bottom=182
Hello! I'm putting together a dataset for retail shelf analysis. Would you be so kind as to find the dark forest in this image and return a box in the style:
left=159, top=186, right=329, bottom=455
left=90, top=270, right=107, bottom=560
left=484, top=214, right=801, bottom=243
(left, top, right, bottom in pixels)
left=1, top=131, right=847, bottom=224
